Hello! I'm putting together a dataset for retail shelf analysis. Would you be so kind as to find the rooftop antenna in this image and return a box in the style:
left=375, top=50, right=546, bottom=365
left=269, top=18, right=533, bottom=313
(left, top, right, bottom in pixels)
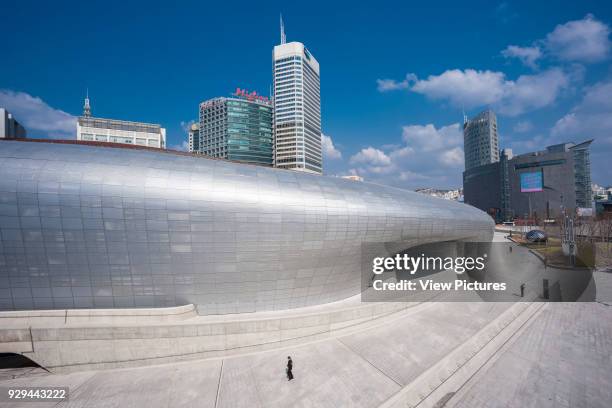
left=462, top=103, right=467, bottom=125
left=280, top=14, right=286, bottom=44
left=83, top=88, right=92, bottom=117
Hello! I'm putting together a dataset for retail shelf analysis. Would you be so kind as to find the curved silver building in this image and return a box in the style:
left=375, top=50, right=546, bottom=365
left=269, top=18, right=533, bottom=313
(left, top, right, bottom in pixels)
left=0, top=140, right=493, bottom=314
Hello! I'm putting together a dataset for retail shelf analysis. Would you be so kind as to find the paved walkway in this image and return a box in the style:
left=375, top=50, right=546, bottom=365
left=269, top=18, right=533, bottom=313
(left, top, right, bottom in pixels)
left=450, top=302, right=612, bottom=408
left=0, top=302, right=514, bottom=408
left=3, top=300, right=610, bottom=408
left=1, top=233, right=611, bottom=408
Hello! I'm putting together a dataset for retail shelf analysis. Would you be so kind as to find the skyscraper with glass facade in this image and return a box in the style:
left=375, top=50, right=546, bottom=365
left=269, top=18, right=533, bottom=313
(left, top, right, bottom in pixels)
left=273, top=37, right=322, bottom=174
left=198, top=90, right=273, bottom=166
left=463, top=109, right=499, bottom=171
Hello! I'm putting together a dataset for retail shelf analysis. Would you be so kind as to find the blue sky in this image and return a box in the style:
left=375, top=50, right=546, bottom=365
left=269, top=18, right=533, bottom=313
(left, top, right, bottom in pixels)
left=1, top=0, right=611, bottom=189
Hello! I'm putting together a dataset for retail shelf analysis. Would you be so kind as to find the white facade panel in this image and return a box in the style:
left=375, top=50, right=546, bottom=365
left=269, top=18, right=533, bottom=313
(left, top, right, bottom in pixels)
left=273, top=42, right=322, bottom=174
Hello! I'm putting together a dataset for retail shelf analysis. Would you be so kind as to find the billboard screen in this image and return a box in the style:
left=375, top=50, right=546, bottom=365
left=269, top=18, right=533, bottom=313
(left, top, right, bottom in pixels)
left=520, top=171, right=543, bottom=192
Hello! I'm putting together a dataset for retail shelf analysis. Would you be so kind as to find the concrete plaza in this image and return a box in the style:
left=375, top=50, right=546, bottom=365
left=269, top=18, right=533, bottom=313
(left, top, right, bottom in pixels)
left=1, top=233, right=611, bottom=407
left=1, top=298, right=610, bottom=407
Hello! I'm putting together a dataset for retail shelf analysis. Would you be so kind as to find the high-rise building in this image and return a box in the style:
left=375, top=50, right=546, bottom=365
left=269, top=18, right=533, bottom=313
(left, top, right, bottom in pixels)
left=568, top=141, right=593, bottom=208
left=76, top=95, right=166, bottom=149
left=463, top=140, right=594, bottom=221
left=188, top=122, right=200, bottom=153
left=463, top=109, right=499, bottom=171
left=0, top=108, right=27, bottom=139
left=198, top=89, right=273, bottom=166
left=273, top=17, right=322, bottom=174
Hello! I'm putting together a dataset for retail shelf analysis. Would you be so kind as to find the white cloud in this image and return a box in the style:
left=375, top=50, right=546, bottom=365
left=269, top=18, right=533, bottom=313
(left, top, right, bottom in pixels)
left=500, top=15, right=610, bottom=67
left=398, top=123, right=464, bottom=170
left=398, top=68, right=569, bottom=116
left=377, top=79, right=409, bottom=92
left=550, top=80, right=612, bottom=184
left=399, top=171, right=430, bottom=182
left=349, top=123, right=465, bottom=189
left=502, top=45, right=542, bottom=68
left=440, top=147, right=464, bottom=166
left=377, top=16, right=607, bottom=119
left=376, top=74, right=416, bottom=92
left=487, top=79, right=612, bottom=184
left=321, top=133, right=342, bottom=159
left=410, top=69, right=505, bottom=107
left=389, top=146, right=414, bottom=159
left=546, top=14, right=611, bottom=62
left=513, top=120, right=533, bottom=133
left=180, top=120, right=196, bottom=133
left=350, top=147, right=391, bottom=166
left=167, top=121, right=195, bottom=152
left=578, top=80, right=612, bottom=111
left=551, top=80, right=612, bottom=144
left=0, top=89, right=76, bottom=139
left=509, top=133, right=554, bottom=153
left=551, top=113, right=580, bottom=137
left=401, top=123, right=462, bottom=151
left=498, top=68, right=569, bottom=116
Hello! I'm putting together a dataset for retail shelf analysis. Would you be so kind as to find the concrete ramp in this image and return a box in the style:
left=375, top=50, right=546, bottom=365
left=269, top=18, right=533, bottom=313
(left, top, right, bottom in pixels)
left=0, top=297, right=418, bottom=372
left=2, top=301, right=609, bottom=408
left=0, top=301, right=532, bottom=408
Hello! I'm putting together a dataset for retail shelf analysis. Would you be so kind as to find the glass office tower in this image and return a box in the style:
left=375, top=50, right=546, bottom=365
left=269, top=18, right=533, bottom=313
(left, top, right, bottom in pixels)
left=273, top=41, right=322, bottom=174
left=198, top=91, right=273, bottom=166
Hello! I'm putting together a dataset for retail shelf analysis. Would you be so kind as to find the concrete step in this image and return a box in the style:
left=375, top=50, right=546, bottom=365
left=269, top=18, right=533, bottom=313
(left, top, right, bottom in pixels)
left=0, top=299, right=423, bottom=373
left=0, top=304, right=198, bottom=327
left=379, top=300, right=545, bottom=408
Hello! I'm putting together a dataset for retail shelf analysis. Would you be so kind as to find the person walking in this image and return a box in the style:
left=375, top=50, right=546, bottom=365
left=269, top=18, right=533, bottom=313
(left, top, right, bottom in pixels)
left=286, top=356, right=294, bottom=381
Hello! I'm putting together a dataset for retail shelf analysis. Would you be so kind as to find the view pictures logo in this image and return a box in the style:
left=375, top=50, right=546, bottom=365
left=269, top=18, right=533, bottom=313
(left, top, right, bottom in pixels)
left=372, top=253, right=488, bottom=275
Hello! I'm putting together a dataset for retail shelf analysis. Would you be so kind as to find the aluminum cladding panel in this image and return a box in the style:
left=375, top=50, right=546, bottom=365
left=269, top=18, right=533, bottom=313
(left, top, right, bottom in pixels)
left=0, top=141, right=493, bottom=313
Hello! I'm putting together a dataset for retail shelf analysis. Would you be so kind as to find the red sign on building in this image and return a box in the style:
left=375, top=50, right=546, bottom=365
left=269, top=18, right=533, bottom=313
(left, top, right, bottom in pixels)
left=234, top=88, right=269, bottom=103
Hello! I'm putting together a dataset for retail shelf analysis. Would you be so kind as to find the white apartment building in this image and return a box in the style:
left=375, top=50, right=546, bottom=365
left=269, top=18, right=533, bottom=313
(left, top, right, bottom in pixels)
left=273, top=24, right=322, bottom=174
left=188, top=122, right=200, bottom=153
left=76, top=95, right=166, bottom=149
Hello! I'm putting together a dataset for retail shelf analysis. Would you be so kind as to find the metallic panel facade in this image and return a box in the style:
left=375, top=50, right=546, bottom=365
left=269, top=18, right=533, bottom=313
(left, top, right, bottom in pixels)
left=0, top=141, right=493, bottom=314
